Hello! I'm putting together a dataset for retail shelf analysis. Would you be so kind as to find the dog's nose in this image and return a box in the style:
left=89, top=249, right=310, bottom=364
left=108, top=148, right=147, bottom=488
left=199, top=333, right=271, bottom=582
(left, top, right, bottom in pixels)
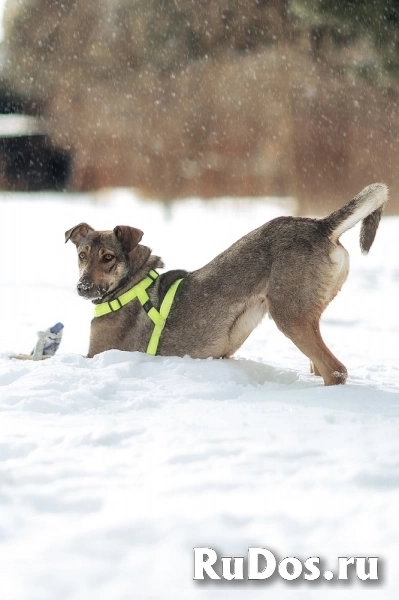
left=77, top=278, right=94, bottom=293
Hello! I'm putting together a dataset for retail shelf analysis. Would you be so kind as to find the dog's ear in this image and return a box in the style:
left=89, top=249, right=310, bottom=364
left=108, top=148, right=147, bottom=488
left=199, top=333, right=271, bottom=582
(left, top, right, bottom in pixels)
left=65, top=223, right=94, bottom=245
left=113, top=225, right=143, bottom=253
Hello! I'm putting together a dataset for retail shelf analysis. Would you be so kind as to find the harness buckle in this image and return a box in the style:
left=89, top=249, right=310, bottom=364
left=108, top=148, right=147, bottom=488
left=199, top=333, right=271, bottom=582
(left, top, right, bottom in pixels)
left=108, top=297, right=123, bottom=312
left=142, top=300, right=153, bottom=313
left=148, top=270, right=159, bottom=281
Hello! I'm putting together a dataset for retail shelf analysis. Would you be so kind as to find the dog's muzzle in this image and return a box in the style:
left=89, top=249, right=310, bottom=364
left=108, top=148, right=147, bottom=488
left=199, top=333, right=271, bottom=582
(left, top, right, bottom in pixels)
left=77, top=278, right=105, bottom=299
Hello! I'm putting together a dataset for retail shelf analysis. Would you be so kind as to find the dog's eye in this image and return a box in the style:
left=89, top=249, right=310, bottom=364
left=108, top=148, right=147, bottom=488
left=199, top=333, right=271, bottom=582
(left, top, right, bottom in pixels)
left=78, top=252, right=86, bottom=260
left=103, top=254, right=114, bottom=262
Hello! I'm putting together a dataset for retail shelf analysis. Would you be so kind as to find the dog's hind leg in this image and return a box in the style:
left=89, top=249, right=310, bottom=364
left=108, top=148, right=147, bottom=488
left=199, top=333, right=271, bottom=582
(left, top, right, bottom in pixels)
left=268, top=291, right=347, bottom=385
left=273, top=316, right=347, bottom=386
left=310, top=360, right=321, bottom=376
left=266, top=240, right=350, bottom=385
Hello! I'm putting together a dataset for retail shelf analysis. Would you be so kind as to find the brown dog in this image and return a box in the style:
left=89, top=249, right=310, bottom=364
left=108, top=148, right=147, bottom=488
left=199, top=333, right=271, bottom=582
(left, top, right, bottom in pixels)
left=66, top=183, right=387, bottom=385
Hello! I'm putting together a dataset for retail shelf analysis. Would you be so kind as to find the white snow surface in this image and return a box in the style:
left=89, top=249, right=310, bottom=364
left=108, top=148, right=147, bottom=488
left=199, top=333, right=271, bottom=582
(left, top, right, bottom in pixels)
left=0, top=189, right=398, bottom=599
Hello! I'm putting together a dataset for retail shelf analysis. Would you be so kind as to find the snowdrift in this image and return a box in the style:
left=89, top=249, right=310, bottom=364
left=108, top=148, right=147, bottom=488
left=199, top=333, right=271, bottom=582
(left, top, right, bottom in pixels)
left=0, top=190, right=398, bottom=599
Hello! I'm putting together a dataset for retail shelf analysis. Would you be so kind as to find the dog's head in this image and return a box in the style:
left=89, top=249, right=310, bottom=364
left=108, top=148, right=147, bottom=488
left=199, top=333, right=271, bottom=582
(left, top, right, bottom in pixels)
left=65, top=223, right=143, bottom=301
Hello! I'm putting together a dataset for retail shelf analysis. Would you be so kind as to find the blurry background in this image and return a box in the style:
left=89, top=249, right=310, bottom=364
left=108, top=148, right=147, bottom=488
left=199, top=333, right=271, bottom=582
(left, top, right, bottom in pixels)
left=0, top=0, right=398, bottom=212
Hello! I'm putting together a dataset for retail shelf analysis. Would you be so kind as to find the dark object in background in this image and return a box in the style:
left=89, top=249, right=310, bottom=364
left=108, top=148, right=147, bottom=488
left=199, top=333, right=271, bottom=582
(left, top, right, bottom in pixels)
left=0, top=133, right=71, bottom=191
left=0, top=85, right=71, bottom=191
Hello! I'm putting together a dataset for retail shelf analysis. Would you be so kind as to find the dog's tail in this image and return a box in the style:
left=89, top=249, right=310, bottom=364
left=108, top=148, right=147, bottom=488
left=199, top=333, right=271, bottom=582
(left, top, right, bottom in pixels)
left=322, top=183, right=388, bottom=254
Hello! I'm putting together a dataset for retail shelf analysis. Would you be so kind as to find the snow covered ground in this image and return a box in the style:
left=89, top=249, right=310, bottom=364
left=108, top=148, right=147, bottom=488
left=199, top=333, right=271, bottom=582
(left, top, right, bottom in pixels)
left=0, top=189, right=398, bottom=600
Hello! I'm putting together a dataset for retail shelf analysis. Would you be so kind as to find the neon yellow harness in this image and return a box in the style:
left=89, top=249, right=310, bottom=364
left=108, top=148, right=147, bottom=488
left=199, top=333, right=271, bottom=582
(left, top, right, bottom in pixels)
left=93, top=270, right=183, bottom=355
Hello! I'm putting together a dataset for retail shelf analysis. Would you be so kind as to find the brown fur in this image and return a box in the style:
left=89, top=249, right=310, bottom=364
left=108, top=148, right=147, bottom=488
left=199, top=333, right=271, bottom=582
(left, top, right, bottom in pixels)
left=66, top=183, right=388, bottom=386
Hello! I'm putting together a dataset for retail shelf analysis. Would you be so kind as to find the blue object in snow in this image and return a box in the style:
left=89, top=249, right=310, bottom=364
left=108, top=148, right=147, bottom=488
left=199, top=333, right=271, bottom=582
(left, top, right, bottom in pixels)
left=31, top=322, right=64, bottom=360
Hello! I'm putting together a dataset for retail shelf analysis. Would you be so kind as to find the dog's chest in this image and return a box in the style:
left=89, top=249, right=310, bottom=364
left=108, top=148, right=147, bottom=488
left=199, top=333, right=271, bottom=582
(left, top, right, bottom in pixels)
left=88, top=302, right=151, bottom=356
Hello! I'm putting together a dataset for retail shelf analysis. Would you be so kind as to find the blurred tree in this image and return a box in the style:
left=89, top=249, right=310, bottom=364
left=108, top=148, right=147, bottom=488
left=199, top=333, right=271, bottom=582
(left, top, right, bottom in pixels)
left=292, top=0, right=399, bottom=76
left=0, top=0, right=398, bottom=211
left=2, top=0, right=289, bottom=90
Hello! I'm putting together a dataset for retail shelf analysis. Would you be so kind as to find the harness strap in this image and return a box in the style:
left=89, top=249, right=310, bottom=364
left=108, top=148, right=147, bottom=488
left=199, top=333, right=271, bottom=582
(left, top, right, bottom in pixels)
left=146, top=278, right=183, bottom=355
left=94, top=270, right=159, bottom=318
left=93, top=269, right=183, bottom=356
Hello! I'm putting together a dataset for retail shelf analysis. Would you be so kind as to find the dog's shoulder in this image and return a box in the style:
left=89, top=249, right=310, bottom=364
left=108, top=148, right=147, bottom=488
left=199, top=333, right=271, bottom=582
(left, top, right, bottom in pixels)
left=157, top=269, right=188, bottom=302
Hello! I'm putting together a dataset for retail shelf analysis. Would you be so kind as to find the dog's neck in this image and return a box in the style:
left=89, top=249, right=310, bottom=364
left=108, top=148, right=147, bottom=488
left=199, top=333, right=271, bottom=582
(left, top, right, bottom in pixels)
left=93, top=245, right=164, bottom=304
